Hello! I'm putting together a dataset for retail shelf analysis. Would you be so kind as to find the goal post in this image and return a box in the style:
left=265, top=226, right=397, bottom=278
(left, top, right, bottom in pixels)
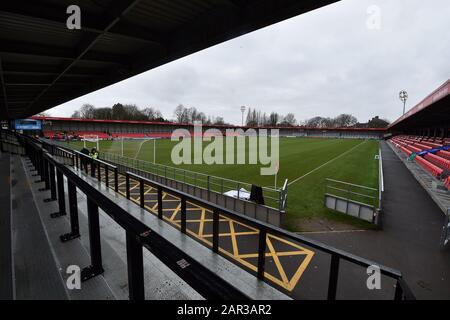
left=132, top=138, right=157, bottom=162
left=82, top=134, right=99, bottom=151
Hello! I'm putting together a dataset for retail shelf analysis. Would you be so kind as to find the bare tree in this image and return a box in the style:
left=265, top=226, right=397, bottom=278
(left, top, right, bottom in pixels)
left=246, top=108, right=257, bottom=126
left=111, top=103, right=125, bottom=120
left=320, top=117, right=334, bottom=128
left=269, top=112, right=279, bottom=126
left=71, top=111, right=81, bottom=118
left=213, top=116, right=225, bottom=125
left=93, top=107, right=112, bottom=120
left=80, top=104, right=95, bottom=119
left=306, top=116, right=323, bottom=127
left=282, top=113, right=297, bottom=126
left=142, top=107, right=164, bottom=121
left=173, top=104, right=186, bottom=123
left=35, top=111, right=51, bottom=117
left=367, top=116, right=390, bottom=128
left=334, top=114, right=357, bottom=127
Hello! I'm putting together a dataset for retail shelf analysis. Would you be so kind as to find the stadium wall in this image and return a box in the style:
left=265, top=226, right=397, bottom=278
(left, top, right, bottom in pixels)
left=32, top=116, right=385, bottom=140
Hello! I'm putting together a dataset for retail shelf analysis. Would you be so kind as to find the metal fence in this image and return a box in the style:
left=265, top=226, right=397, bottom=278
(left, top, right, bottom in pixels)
left=325, top=178, right=380, bottom=224
left=99, top=151, right=287, bottom=211
left=22, top=134, right=250, bottom=300
left=325, top=178, right=379, bottom=208
left=45, top=138, right=288, bottom=212
left=6, top=130, right=415, bottom=300
left=378, top=147, right=385, bottom=212
left=0, top=131, right=25, bottom=155
left=72, top=144, right=413, bottom=300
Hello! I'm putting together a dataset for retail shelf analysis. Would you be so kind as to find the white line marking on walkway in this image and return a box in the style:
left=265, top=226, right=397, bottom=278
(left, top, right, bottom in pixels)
left=288, top=140, right=367, bottom=186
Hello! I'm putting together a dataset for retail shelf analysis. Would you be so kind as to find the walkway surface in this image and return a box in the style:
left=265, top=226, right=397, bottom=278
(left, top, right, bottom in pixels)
left=85, top=160, right=402, bottom=299
left=307, top=141, right=450, bottom=299
left=10, top=155, right=68, bottom=299
left=0, top=152, right=13, bottom=299
left=93, top=164, right=315, bottom=296
left=389, top=141, right=450, bottom=213
left=5, top=142, right=446, bottom=299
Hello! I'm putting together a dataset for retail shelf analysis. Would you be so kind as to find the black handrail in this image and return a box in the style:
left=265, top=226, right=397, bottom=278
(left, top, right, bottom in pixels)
left=21, top=135, right=250, bottom=300
left=72, top=150, right=119, bottom=192
left=123, top=171, right=412, bottom=300
left=0, top=131, right=25, bottom=155
left=14, top=130, right=415, bottom=300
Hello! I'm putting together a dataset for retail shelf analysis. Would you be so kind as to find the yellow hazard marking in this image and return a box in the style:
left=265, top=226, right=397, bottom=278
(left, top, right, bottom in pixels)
left=198, top=209, right=206, bottom=237
left=99, top=170, right=314, bottom=292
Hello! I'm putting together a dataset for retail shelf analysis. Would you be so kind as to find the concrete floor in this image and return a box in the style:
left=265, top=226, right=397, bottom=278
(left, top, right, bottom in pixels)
left=307, top=141, right=450, bottom=299
left=3, top=140, right=450, bottom=299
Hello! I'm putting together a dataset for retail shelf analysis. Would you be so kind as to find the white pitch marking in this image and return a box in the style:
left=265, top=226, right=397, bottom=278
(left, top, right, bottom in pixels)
left=134, top=139, right=152, bottom=159
left=288, top=140, right=367, bottom=186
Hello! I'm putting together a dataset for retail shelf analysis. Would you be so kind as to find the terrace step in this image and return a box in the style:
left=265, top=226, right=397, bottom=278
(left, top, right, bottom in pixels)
left=0, top=152, right=13, bottom=299
left=10, top=154, right=68, bottom=299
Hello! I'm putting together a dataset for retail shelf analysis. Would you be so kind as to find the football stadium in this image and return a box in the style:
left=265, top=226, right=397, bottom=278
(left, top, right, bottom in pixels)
left=43, top=118, right=384, bottom=230
left=0, top=0, right=449, bottom=308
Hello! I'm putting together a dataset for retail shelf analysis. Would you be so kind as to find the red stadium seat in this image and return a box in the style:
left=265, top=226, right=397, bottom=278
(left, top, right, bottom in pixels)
left=43, top=131, right=56, bottom=138
left=444, top=176, right=450, bottom=190
left=420, top=141, right=443, bottom=148
left=438, top=150, right=450, bottom=160
left=406, top=145, right=421, bottom=153
left=399, top=146, right=412, bottom=156
left=424, top=153, right=450, bottom=171
left=414, top=155, right=443, bottom=177
left=74, top=131, right=109, bottom=139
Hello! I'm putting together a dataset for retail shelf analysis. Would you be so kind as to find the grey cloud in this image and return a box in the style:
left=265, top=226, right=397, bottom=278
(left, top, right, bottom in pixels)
left=48, top=0, right=450, bottom=125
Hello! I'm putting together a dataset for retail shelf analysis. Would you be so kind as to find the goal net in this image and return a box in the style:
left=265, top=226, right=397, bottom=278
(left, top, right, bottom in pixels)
left=82, top=134, right=99, bottom=151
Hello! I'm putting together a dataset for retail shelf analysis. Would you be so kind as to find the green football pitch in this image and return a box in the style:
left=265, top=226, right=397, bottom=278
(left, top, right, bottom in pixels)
left=65, top=137, right=380, bottom=231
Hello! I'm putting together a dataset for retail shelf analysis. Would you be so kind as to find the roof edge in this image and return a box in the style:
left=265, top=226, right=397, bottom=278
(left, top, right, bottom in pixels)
left=388, top=78, right=450, bottom=129
left=30, top=116, right=386, bottom=132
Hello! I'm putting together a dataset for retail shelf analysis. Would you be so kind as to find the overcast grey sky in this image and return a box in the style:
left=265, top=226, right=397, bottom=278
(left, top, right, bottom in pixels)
left=47, top=0, right=450, bottom=125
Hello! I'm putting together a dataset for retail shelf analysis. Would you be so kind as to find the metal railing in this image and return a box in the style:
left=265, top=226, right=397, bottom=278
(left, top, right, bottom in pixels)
left=324, top=178, right=381, bottom=225
left=21, top=134, right=250, bottom=300
left=71, top=146, right=414, bottom=300
left=44, top=140, right=286, bottom=227
left=100, top=151, right=288, bottom=212
left=47, top=138, right=288, bottom=212
left=0, top=131, right=25, bottom=155
left=325, top=178, right=379, bottom=209
left=378, top=147, right=385, bottom=224
left=119, top=171, right=414, bottom=300
left=73, top=151, right=120, bottom=193
left=10, top=131, right=415, bottom=300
